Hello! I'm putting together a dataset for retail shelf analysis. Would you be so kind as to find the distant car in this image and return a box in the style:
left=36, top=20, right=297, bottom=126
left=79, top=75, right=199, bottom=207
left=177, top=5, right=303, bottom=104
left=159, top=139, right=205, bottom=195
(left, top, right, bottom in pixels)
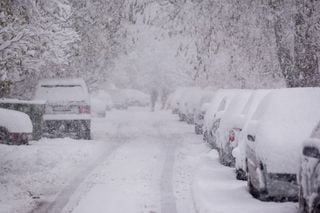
left=0, top=108, right=33, bottom=145
left=90, top=90, right=114, bottom=117
left=232, top=90, right=270, bottom=180
left=216, top=90, right=252, bottom=167
left=124, top=89, right=150, bottom=107
left=109, top=89, right=129, bottom=110
left=34, top=78, right=91, bottom=140
left=194, top=102, right=210, bottom=135
left=167, top=87, right=187, bottom=114
left=245, top=88, right=320, bottom=201
left=299, top=121, right=320, bottom=213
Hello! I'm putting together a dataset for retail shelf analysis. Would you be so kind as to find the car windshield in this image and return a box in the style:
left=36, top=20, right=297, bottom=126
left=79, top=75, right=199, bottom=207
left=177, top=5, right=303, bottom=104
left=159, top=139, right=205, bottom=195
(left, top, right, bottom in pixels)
left=35, top=85, right=86, bottom=102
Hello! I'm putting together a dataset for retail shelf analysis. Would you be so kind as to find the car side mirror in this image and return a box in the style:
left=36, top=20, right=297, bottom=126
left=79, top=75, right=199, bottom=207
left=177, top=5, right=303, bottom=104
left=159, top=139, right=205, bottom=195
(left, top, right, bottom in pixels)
left=303, top=146, right=320, bottom=159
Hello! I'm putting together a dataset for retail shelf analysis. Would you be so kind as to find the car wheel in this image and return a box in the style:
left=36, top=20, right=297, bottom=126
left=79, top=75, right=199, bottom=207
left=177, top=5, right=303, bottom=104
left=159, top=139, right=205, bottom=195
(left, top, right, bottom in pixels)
left=247, top=171, right=269, bottom=201
left=236, top=168, right=247, bottom=181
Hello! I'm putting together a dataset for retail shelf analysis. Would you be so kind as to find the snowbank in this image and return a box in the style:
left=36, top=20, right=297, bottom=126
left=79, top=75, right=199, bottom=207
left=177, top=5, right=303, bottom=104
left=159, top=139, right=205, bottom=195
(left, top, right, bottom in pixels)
left=0, top=108, right=32, bottom=133
left=0, top=138, right=108, bottom=213
left=192, top=150, right=297, bottom=213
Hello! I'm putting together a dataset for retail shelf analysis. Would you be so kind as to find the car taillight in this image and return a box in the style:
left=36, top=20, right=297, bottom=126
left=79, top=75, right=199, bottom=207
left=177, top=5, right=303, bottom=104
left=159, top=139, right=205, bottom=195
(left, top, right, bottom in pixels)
left=9, top=133, right=20, bottom=141
left=229, top=130, right=235, bottom=142
left=79, top=105, right=90, bottom=114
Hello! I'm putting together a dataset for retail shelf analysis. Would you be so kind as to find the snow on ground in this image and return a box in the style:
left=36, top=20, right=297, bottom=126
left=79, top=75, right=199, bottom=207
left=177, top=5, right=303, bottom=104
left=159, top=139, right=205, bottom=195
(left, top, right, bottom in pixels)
left=193, top=150, right=297, bottom=213
left=0, top=138, right=109, bottom=213
left=0, top=107, right=298, bottom=213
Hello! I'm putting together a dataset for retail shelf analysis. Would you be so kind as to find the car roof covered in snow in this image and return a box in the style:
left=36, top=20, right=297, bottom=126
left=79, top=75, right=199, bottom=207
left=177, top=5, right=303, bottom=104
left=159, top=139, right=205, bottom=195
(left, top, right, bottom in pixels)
left=0, top=108, right=33, bottom=133
left=249, top=87, right=320, bottom=174
left=204, top=89, right=241, bottom=130
left=34, top=78, right=89, bottom=103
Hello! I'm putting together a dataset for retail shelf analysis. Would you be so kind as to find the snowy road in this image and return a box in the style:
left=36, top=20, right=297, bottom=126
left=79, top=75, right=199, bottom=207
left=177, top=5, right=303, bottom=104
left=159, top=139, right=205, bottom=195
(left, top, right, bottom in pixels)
left=1, top=108, right=297, bottom=213
left=64, top=108, right=199, bottom=213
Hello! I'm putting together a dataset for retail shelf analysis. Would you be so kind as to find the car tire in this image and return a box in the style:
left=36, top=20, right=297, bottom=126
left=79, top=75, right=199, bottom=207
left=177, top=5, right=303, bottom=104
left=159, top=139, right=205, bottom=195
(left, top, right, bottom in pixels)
left=247, top=171, right=269, bottom=201
left=236, top=168, right=247, bottom=181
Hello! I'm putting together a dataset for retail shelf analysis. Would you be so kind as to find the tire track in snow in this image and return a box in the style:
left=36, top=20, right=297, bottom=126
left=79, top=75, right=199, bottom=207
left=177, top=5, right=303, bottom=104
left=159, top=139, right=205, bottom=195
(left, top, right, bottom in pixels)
left=160, top=141, right=178, bottom=213
left=29, top=123, right=129, bottom=213
left=155, top=120, right=179, bottom=213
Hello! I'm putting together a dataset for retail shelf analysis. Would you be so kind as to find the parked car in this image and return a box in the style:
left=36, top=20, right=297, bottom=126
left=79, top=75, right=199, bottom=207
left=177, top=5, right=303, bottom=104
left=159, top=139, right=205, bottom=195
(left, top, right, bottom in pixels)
left=0, top=108, right=33, bottom=145
left=183, top=87, right=203, bottom=124
left=193, top=90, right=215, bottom=133
left=204, top=89, right=238, bottom=149
left=178, top=87, right=200, bottom=122
left=245, top=88, right=320, bottom=201
left=167, top=87, right=187, bottom=114
left=91, top=90, right=114, bottom=117
left=124, top=89, right=150, bottom=107
left=0, top=99, right=45, bottom=140
left=299, top=121, right=320, bottom=213
left=194, top=102, right=210, bottom=135
left=108, top=89, right=129, bottom=110
left=232, top=90, right=270, bottom=180
left=216, top=90, right=253, bottom=167
left=34, top=78, right=91, bottom=140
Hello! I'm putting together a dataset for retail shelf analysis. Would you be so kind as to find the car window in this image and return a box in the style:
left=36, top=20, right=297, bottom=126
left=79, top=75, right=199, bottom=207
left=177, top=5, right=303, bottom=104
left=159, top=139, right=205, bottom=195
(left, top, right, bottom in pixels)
left=36, top=85, right=86, bottom=102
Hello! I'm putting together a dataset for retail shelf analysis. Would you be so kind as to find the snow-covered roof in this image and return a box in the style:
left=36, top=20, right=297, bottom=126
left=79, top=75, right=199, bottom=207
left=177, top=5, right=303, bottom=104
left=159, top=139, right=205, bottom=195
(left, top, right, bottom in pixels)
left=0, top=108, right=33, bottom=133
left=250, top=88, right=320, bottom=173
left=34, top=78, right=90, bottom=103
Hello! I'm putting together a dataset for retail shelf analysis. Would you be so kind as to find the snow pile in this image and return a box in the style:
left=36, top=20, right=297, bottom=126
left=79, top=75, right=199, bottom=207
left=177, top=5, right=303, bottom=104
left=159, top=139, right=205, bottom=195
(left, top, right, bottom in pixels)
left=0, top=108, right=32, bottom=133
left=250, top=88, right=320, bottom=173
left=192, top=150, right=297, bottom=213
left=0, top=138, right=108, bottom=213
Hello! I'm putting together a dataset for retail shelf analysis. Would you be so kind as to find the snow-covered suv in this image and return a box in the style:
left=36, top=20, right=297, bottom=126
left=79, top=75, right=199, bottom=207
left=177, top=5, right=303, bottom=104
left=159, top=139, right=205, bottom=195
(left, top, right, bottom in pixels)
left=34, top=78, right=91, bottom=139
left=245, top=88, right=320, bottom=201
left=299, top=121, right=320, bottom=213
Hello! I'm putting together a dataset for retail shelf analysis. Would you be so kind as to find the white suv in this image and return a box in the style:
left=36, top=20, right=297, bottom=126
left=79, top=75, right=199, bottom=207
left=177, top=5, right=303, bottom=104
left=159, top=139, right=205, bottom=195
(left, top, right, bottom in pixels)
left=34, top=78, right=91, bottom=139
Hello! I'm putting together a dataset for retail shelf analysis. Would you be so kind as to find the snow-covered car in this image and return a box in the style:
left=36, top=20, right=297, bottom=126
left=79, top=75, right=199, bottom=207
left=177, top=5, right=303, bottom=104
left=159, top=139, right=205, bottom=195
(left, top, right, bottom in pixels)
left=232, top=90, right=270, bottom=180
left=90, top=90, right=114, bottom=117
left=34, top=78, right=91, bottom=139
left=108, top=89, right=129, bottom=110
left=203, top=89, right=238, bottom=149
left=245, top=88, right=320, bottom=201
left=299, top=121, right=320, bottom=213
left=124, top=89, right=149, bottom=107
left=216, top=90, right=253, bottom=167
left=0, top=108, right=33, bottom=145
left=194, top=90, right=215, bottom=134
left=178, top=87, right=195, bottom=121
left=166, top=87, right=187, bottom=114
left=184, top=87, right=203, bottom=124
left=194, top=102, right=210, bottom=135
